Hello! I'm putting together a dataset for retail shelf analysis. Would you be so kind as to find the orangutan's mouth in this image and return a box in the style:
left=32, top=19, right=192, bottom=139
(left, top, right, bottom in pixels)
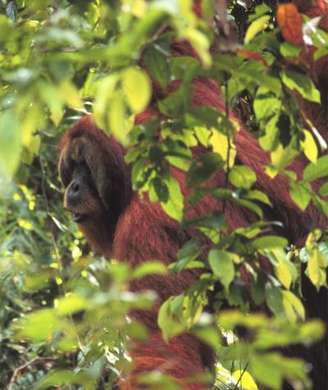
left=72, top=213, right=88, bottom=223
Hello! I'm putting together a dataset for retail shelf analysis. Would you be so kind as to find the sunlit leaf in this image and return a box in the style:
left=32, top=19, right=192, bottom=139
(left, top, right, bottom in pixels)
left=282, top=291, right=305, bottom=322
left=122, top=67, right=151, bottom=114
left=281, top=70, right=320, bottom=103
left=210, top=129, right=236, bottom=168
left=15, top=309, right=66, bottom=342
left=0, top=110, right=22, bottom=178
left=306, top=248, right=327, bottom=289
left=108, top=91, right=131, bottom=144
left=245, top=15, right=270, bottom=44
left=56, top=293, right=88, bottom=315
left=229, top=165, right=256, bottom=190
left=275, top=260, right=292, bottom=290
left=133, top=261, right=167, bottom=279
left=232, top=370, right=258, bottom=390
left=253, top=236, right=288, bottom=250
left=302, top=130, right=318, bottom=163
left=59, top=81, right=83, bottom=109
left=94, top=74, right=120, bottom=128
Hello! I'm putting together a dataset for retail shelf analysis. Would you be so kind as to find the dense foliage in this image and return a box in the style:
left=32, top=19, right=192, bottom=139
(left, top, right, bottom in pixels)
left=0, top=0, right=328, bottom=389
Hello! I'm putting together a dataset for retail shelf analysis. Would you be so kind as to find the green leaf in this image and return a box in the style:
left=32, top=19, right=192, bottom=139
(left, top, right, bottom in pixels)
left=266, top=286, right=284, bottom=317
left=275, top=260, right=292, bottom=290
left=254, top=87, right=281, bottom=122
left=138, top=371, right=182, bottom=389
left=266, top=145, right=298, bottom=175
left=289, top=182, right=311, bottom=211
left=306, top=248, right=326, bottom=289
left=108, top=91, right=129, bottom=142
left=194, top=325, right=221, bottom=351
left=238, top=61, right=281, bottom=95
left=259, top=115, right=279, bottom=151
left=208, top=249, right=235, bottom=289
left=158, top=88, right=185, bottom=117
left=282, top=291, right=305, bottom=322
left=245, top=15, right=270, bottom=44
left=172, top=240, right=201, bottom=272
left=313, top=196, right=328, bottom=218
left=133, top=261, right=167, bottom=279
left=143, top=46, right=170, bottom=88
left=38, top=81, right=64, bottom=125
left=16, top=309, right=65, bottom=342
left=158, top=296, right=185, bottom=341
left=57, top=293, right=88, bottom=315
left=59, top=81, right=82, bottom=109
left=251, top=353, right=282, bottom=389
left=122, top=67, right=151, bottom=113
left=187, top=152, right=223, bottom=187
left=303, top=155, right=328, bottom=182
left=246, top=190, right=272, bottom=206
left=184, top=27, right=211, bottom=66
left=149, top=177, right=169, bottom=203
left=251, top=353, right=306, bottom=390
left=281, top=70, right=321, bottom=103
left=302, top=130, right=318, bottom=163
left=94, top=74, right=119, bottom=127
left=232, top=370, right=258, bottom=390
left=161, top=176, right=184, bottom=221
left=237, top=199, right=264, bottom=218
left=280, top=42, right=302, bottom=58
left=307, top=249, right=321, bottom=287
left=319, top=182, right=328, bottom=197
left=229, top=165, right=256, bottom=190
left=0, top=110, right=22, bottom=178
left=253, top=236, right=288, bottom=250
left=36, top=370, right=94, bottom=389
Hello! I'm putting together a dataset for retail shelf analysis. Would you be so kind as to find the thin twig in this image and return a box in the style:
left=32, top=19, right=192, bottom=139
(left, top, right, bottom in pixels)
left=233, top=362, right=249, bottom=390
left=223, top=74, right=232, bottom=212
left=8, top=357, right=55, bottom=389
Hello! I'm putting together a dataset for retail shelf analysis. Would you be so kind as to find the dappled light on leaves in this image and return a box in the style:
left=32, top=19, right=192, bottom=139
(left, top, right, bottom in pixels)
left=0, top=1, right=328, bottom=389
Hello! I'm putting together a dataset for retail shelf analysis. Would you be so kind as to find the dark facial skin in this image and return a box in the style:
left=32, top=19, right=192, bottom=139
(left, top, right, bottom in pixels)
left=63, top=162, right=114, bottom=257
left=64, top=163, right=100, bottom=222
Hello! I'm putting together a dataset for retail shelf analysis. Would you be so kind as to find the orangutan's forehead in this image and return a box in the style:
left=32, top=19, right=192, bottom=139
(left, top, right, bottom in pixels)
left=69, top=137, right=88, bottom=163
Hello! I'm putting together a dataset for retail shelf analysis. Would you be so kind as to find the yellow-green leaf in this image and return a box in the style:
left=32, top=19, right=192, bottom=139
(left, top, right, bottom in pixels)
left=282, top=291, right=305, bottom=322
left=22, top=105, right=41, bottom=147
left=0, top=110, right=22, bottom=178
left=108, top=91, right=129, bottom=143
left=302, top=130, right=318, bottom=163
left=122, top=67, right=151, bottom=114
left=245, top=15, right=270, bottom=44
left=94, top=74, right=119, bottom=128
left=232, top=370, right=258, bottom=390
left=275, top=260, right=292, bottom=290
left=210, top=129, right=236, bottom=168
left=307, top=248, right=326, bottom=289
left=289, top=182, right=311, bottom=211
left=56, top=293, right=88, bottom=315
left=59, top=81, right=83, bottom=109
